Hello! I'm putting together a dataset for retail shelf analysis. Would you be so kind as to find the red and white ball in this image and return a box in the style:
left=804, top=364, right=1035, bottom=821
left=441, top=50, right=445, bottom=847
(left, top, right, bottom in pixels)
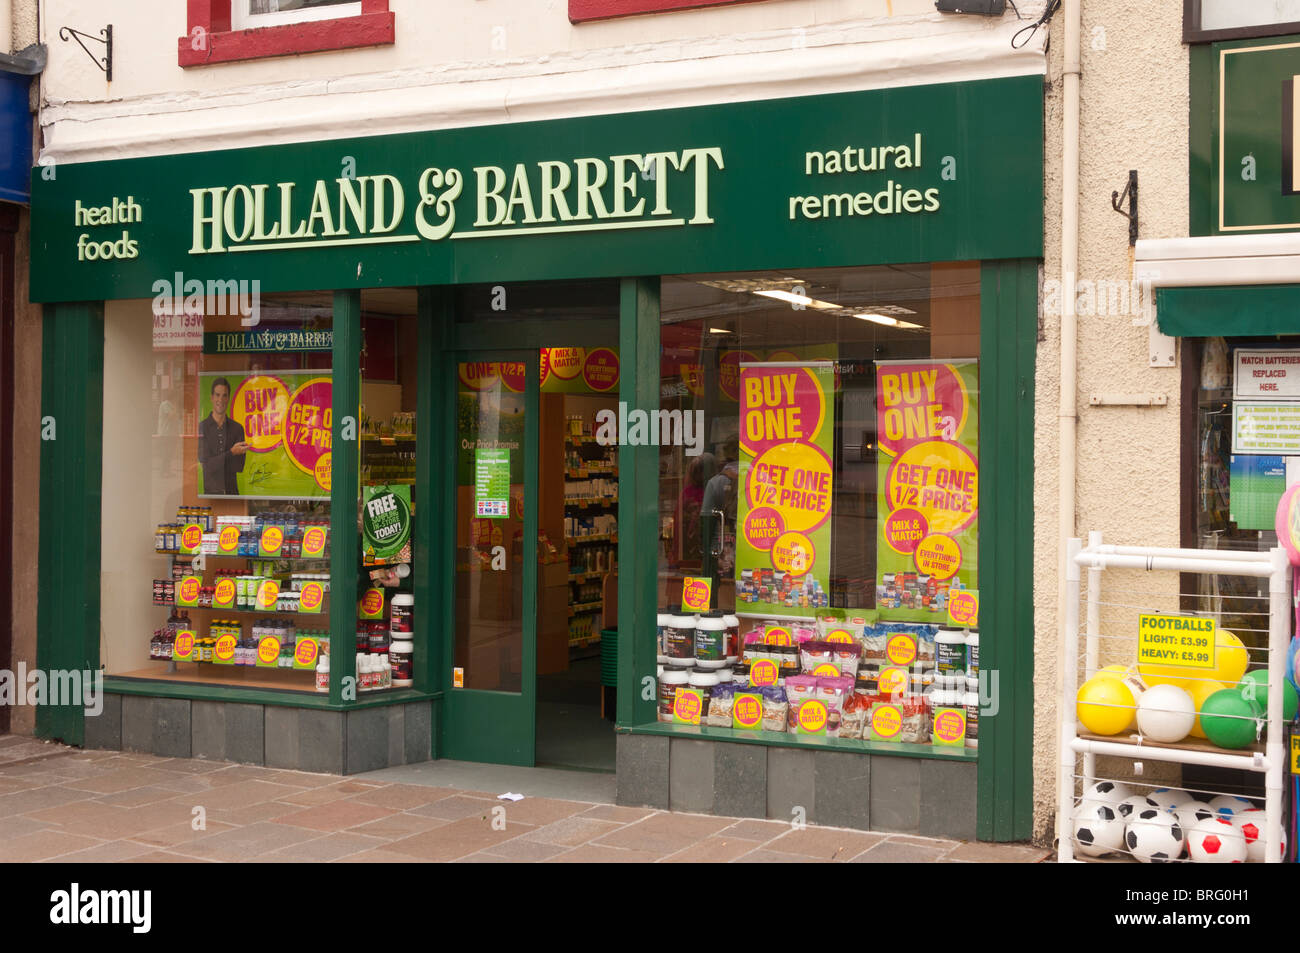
left=1235, top=809, right=1288, bottom=862
left=1187, top=815, right=1247, bottom=863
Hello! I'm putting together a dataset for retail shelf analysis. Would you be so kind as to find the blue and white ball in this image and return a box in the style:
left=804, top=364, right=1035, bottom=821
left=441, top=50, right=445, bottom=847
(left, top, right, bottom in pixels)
left=1145, top=787, right=1185, bottom=812
left=1208, top=794, right=1256, bottom=818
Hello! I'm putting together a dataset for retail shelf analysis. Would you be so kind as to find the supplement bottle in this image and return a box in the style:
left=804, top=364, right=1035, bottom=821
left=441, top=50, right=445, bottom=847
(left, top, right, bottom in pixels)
left=693, top=611, right=728, bottom=667
left=658, top=669, right=689, bottom=722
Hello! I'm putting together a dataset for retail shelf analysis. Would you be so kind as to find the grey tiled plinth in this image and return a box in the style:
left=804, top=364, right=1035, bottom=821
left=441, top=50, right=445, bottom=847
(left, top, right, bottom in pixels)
left=87, top=695, right=432, bottom=774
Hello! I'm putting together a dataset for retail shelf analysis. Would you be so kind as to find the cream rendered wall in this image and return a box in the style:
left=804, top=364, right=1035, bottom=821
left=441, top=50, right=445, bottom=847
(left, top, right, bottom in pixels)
left=1036, top=1, right=1189, bottom=844
left=36, top=0, right=1049, bottom=163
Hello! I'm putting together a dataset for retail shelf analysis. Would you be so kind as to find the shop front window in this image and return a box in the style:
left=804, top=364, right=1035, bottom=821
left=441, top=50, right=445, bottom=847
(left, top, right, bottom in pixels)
left=104, top=292, right=335, bottom=691
left=1187, top=336, right=1293, bottom=666
left=656, top=263, right=982, bottom=749
left=358, top=289, right=420, bottom=692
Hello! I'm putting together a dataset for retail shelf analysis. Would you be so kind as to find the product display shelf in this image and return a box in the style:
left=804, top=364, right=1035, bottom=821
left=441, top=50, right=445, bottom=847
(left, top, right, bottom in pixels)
left=568, top=600, right=603, bottom=617
left=566, top=467, right=616, bottom=478
left=566, top=533, right=617, bottom=544
left=564, top=496, right=618, bottom=508
left=170, top=554, right=333, bottom=563
left=157, top=602, right=330, bottom=616
left=567, top=570, right=607, bottom=583
left=115, top=663, right=316, bottom=691
left=1059, top=536, right=1292, bottom=864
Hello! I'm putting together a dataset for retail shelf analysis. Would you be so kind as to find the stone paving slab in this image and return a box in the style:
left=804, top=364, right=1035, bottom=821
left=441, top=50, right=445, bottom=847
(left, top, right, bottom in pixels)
left=0, top=740, right=1052, bottom=864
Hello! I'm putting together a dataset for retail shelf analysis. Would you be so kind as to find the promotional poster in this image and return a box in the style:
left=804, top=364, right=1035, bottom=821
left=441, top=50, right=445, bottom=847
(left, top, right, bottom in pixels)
left=198, top=370, right=333, bottom=499
left=734, top=361, right=836, bottom=617
left=874, top=359, right=979, bottom=622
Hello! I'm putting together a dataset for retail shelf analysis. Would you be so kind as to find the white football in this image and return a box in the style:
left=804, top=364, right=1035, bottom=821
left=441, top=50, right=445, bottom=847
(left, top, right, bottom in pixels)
left=1187, top=815, right=1248, bottom=863
left=1125, top=807, right=1185, bottom=863
left=1073, top=800, right=1127, bottom=858
left=1173, top=803, right=1215, bottom=832
left=1081, top=779, right=1132, bottom=809
left=1116, top=794, right=1162, bottom=820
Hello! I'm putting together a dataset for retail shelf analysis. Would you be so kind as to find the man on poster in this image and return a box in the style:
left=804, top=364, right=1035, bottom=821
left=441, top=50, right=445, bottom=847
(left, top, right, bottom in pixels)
left=199, top=377, right=249, bottom=495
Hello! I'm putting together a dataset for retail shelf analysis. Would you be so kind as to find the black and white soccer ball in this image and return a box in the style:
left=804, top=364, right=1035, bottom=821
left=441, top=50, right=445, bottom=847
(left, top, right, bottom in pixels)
left=1073, top=801, right=1126, bottom=858
left=1081, top=779, right=1132, bottom=810
left=1125, top=807, right=1185, bottom=863
left=1116, top=794, right=1162, bottom=820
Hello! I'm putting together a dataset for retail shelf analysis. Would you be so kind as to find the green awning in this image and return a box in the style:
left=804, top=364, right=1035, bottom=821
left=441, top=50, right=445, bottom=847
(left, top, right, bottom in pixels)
left=1156, top=284, right=1300, bottom=337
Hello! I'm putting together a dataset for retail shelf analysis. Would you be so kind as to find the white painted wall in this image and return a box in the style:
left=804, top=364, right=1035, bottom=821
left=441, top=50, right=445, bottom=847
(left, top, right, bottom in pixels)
left=37, top=0, right=1048, bottom=163
left=1036, top=1, right=1192, bottom=843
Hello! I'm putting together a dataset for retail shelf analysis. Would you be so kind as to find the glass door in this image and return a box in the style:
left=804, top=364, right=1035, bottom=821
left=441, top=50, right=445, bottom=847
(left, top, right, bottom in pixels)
left=441, top=351, right=538, bottom=765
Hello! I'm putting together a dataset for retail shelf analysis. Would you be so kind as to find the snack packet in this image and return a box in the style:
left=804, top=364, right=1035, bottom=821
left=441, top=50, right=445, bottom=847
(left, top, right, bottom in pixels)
left=799, top=640, right=840, bottom=677
left=832, top=642, right=862, bottom=681
left=760, top=686, right=788, bottom=732
left=707, top=684, right=736, bottom=727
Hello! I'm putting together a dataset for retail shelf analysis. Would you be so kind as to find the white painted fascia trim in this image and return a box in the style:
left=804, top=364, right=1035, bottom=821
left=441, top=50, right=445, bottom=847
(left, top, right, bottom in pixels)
left=40, top=15, right=1047, bottom=165
left=1135, top=234, right=1300, bottom=287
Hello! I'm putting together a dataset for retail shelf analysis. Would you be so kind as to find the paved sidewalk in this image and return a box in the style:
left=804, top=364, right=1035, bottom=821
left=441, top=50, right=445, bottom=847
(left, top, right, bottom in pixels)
left=0, top=737, right=1050, bottom=863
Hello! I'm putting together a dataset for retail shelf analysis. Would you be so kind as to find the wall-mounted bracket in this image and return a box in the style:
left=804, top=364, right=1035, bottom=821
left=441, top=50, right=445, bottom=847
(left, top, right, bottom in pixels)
left=59, top=25, right=111, bottom=83
left=1112, top=169, right=1138, bottom=246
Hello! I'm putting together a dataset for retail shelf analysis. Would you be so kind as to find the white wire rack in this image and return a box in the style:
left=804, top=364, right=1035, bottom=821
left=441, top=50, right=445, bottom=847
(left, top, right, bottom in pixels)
left=1058, top=534, right=1291, bottom=863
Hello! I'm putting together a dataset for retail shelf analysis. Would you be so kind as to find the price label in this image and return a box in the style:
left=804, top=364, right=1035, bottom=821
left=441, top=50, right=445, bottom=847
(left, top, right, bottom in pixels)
left=681, top=577, right=712, bottom=612
left=811, top=662, right=841, bottom=678
left=796, top=699, right=829, bottom=734
left=213, top=633, right=237, bottom=665
left=172, top=629, right=196, bottom=661
left=217, top=525, right=240, bottom=555
left=175, top=575, right=201, bottom=608
left=256, top=579, right=280, bottom=611
left=748, top=658, right=780, bottom=688
left=673, top=687, right=703, bottom=725
left=869, top=703, right=903, bottom=741
left=212, top=577, right=237, bottom=609
left=259, top=526, right=284, bottom=558
left=732, top=692, right=763, bottom=730
left=256, top=636, right=281, bottom=668
left=878, top=666, right=908, bottom=696
left=932, top=707, right=967, bottom=746
left=299, top=581, right=325, bottom=614
left=302, top=525, right=329, bottom=558
left=947, top=589, right=979, bottom=627
left=179, top=523, right=204, bottom=555
left=1291, top=735, right=1299, bottom=775
left=886, top=632, right=918, bottom=666
left=765, top=625, right=792, bottom=646
left=824, top=628, right=855, bottom=644
left=1138, top=614, right=1217, bottom=670
left=358, top=587, right=385, bottom=620
left=293, top=637, right=320, bottom=670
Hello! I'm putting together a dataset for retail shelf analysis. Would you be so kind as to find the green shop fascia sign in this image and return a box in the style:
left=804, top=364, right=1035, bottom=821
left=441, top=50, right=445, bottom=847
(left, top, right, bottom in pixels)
left=29, top=75, right=1043, bottom=302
